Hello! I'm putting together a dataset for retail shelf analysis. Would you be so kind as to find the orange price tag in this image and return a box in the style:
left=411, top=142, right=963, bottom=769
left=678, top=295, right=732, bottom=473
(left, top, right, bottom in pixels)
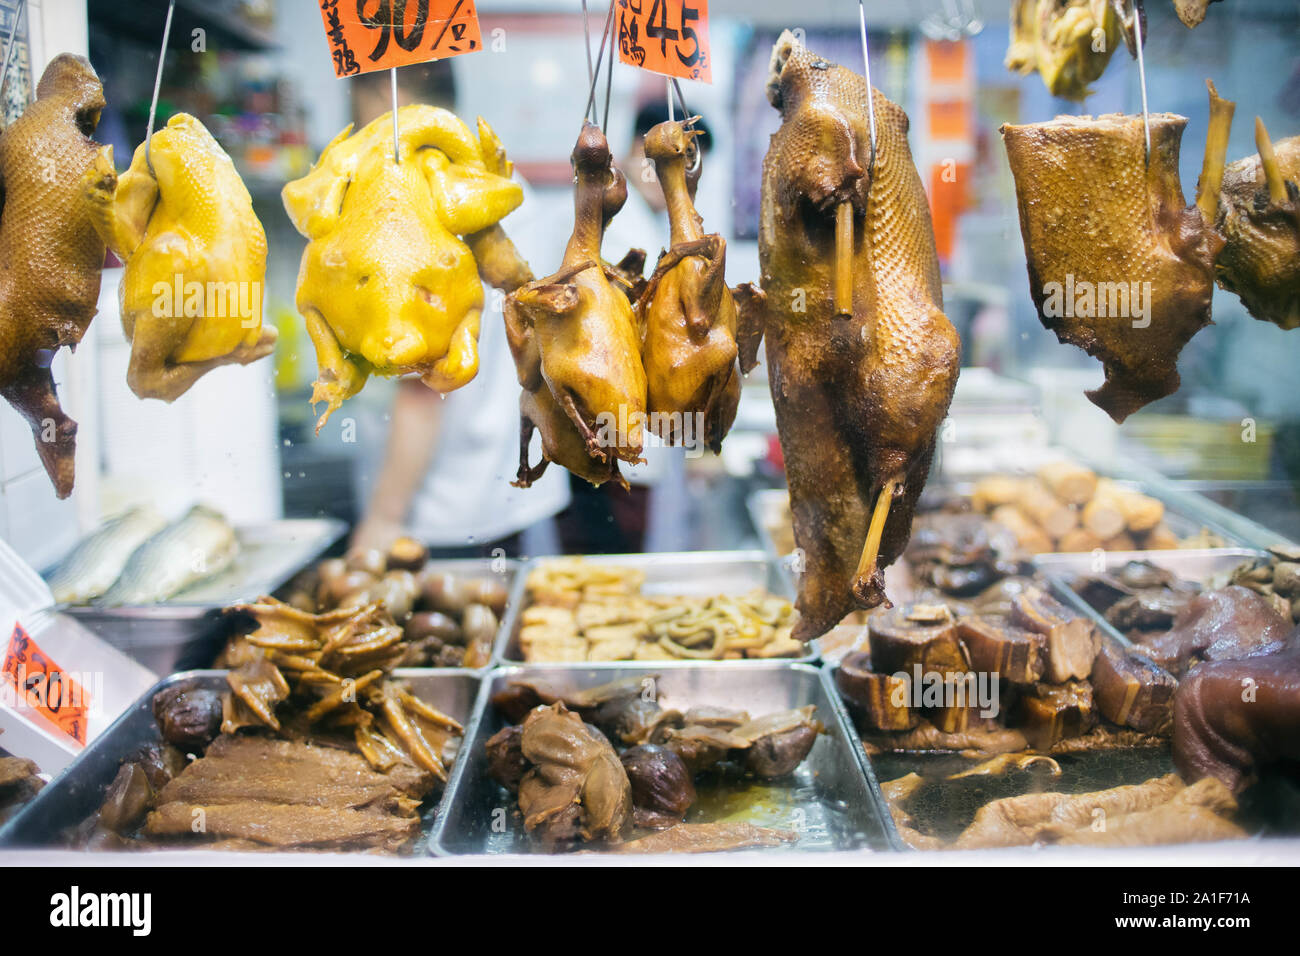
left=616, top=0, right=712, bottom=84
left=318, top=0, right=483, bottom=78
left=2, top=623, right=90, bottom=745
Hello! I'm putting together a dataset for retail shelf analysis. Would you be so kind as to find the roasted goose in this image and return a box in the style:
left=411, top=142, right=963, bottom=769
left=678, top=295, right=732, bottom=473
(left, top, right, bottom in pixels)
left=636, top=119, right=740, bottom=452
left=82, top=113, right=275, bottom=400
left=0, top=54, right=108, bottom=498
left=1003, top=110, right=1225, bottom=422
left=1005, top=0, right=1131, bottom=101
left=283, top=106, right=523, bottom=431
left=1206, top=85, right=1299, bottom=329
left=743, top=33, right=961, bottom=641
left=507, top=123, right=646, bottom=488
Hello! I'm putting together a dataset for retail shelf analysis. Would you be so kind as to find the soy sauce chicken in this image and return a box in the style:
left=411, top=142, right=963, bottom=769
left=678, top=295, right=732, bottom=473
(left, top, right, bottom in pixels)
left=637, top=119, right=740, bottom=452
left=507, top=123, right=646, bottom=488
left=0, top=55, right=108, bottom=498
left=742, top=33, right=961, bottom=642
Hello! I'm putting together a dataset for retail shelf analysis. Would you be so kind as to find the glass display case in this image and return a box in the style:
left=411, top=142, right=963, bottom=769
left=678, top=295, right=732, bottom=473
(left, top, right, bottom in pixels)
left=1, top=0, right=1298, bottom=872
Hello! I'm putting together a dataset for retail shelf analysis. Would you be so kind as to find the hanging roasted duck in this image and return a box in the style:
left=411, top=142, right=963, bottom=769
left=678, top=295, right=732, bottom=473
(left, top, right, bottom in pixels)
left=283, top=106, right=523, bottom=431
left=82, top=113, right=276, bottom=401
left=0, top=54, right=108, bottom=499
left=1200, top=85, right=1300, bottom=331
left=1002, top=107, right=1225, bottom=423
left=635, top=119, right=740, bottom=453
left=507, top=122, right=646, bottom=488
left=740, top=33, right=961, bottom=643
left=1005, top=0, right=1139, bottom=101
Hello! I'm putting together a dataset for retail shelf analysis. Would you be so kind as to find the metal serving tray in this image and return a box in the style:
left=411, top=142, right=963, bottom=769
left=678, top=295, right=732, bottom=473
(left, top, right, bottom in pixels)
left=430, top=662, right=895, bottom=855
left=1038, top=548, right=1264, bottom=647
left=412, top=556, right=520, bottom=671
left=58, top=518, right=346, bottom=675
left=494, top=550, right=816, bottom=665
left=0, top=668, right=481, bottom=851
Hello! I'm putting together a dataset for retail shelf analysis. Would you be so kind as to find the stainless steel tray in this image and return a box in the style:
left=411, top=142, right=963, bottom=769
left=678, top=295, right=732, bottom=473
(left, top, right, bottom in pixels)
left=58, top=518, right=346, bottom=675
left=494, top=551, right=816, bottom=665
left=411, top=557, right=520, bottom=672
left=1038, top=548, right=1264, bottom=648
left=430, top=662, right=894, bottom=855
left=0, top=668, right=481, bottom=852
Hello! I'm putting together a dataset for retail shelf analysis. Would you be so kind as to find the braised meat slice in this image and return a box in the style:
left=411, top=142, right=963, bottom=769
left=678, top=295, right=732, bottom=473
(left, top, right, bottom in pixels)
left=1092, top=644, right=1178, bottom=735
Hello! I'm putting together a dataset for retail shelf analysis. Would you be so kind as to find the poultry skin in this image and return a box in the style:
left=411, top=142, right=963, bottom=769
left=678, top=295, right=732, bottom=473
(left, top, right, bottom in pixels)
left=82, top=113, right=275, bottom=401
left=506, top=123, right=646, bottom=487
left=636, top=119, right=740, bottom=453
left=1003, top=112, right=1224, bottom=423
left=1005, top=0, right=1128, bottom=102
left=283, top=106, right=522, bottom=431
left=0, top=54, right=108, bottom=499
left=743, top=33, right=961, bottom=642
left=1211, top=100, right=1300, bottom=330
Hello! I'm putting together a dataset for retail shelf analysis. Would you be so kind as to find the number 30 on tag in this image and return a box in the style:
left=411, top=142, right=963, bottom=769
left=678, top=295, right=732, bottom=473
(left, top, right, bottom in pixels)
left=617, top=0, right=712, bottom=83
left=318, top=0, right=483, bottom=78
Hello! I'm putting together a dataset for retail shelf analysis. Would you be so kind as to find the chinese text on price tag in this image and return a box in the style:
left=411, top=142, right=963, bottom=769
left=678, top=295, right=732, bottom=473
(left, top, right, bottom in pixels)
left=2, top=623, right=90, bottom=745
left=318, top=0, right=483, bottom=78
left=617, top=0, right=711, bottom=83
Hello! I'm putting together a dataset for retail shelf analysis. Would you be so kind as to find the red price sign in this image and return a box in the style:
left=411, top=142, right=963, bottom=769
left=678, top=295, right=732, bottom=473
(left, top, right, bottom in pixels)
left=318, top=0, right=483, bottom=78
left=617, top=0, right=712, bottom=83
left=2, top=623, right=90, bottom=745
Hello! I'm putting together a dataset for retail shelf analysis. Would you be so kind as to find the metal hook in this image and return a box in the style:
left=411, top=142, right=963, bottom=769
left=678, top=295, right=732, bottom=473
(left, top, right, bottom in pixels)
left=145, top=0, right=177, bottom=175
left=859, top=0, right=878, bottom=174
left=582, top=1, right=615, bottom=130
left=1130, top=0, right=1151, bottom=166
left=390, top=67, right=401, bottom=164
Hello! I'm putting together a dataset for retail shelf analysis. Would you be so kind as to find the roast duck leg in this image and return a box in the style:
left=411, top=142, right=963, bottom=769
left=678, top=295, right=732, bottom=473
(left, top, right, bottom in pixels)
left=636, top=119, right=740, bottom=453
left=0, top=55, right=109, bottom=499
left=741, top=33, right=961, bottom=642
left=507, top=123, right=647, bottom=488
left=1002, top=104, right=1227, bottom=423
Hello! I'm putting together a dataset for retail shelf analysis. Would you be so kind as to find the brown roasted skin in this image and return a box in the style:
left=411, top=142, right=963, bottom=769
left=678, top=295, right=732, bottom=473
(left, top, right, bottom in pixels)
left=1214, top=135, right=1300, bottom=329
left=747, top=34, right=960, bottom=641
left=1174, top=633, right=1300, bottom=793
left=1003, top=113, right=1223, bottom=423
left=506, top=123, right=645, bottom=488
left=636, top=120, right=740, bottom=453
left=0, top=55, right=108, bottom=499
